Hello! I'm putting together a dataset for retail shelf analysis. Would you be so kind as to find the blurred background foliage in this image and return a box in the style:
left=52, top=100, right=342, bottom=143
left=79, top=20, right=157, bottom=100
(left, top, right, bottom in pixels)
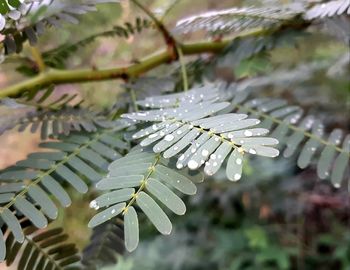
left=0, top=0, right=349, bottom=269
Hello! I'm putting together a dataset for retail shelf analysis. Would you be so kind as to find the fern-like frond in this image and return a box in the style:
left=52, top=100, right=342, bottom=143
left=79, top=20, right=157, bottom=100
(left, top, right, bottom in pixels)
left=88, top=148, right=203, bottom=252
left=0, top=105, right=114, bottom=139
left=218, top=29, right=307, bottom=69
left=174, top=6, right=302, bottom=35
left=82, top=219, right=124, bottom=269
left=0, top=86, right=115, bottom=138
left=305, top=0, right=350, bottom=20
left=0, top=0, right=119, bottom=58
left=3, top=219, right=80, bottom=269
left=228, top=85, right=350, bottom=188
left=122, top=86, right=279, bottom=180
left=0, top=121, right=131, bottom=261
left=42, top=17, right=152, bottom=69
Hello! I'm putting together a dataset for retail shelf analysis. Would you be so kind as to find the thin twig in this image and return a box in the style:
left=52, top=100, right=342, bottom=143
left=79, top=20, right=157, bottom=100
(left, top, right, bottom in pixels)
left=0, top=28, right=267, bottom=99
left=29, top=46, right=46, bottom=72
left=130, top=0, right=176, bottom=47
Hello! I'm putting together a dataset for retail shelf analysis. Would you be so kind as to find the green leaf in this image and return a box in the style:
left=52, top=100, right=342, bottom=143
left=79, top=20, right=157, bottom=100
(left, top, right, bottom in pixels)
left=146, top=178, right=186, bottom=215
left=1, top=208, right=24, bottom=243
left=14, top=197, right=47, bottom=229
left=40, top=142, right=79, bottom=152
left=92, top=188, right=135, bottom=208
left=0, top=193, right=14, bottom=203
left=56, top=165, right=88, bottom=193
left=90, top=141, right=121, bottom=160
left=124, top=207, right=139, bottom=252
left=0, top=170, right=38, bottom=181
left=136, top=192, right=172, bottom=235
left=41, top=175, right=71, bottom=207
left=297, top=120, right=324, bottom=168
left=317, top=129, right=343, bottom=179
left=88, top=203, right=126, bottom=228
left=96, top=175, right=144, bottom=190
left=28, top=186, right=58, bottom=219
left=79, top=148, right=108, bottom=169
left=331, top=134, right=350, bottom=188
left=154, top=165, right=197, bottom=195
left=226, top=148, right=244, bottom=181
left=16, top=159, right=54, bottom=170
left=67, top=156, right=101, bottom=182
left=0, top=230, right=5, bottom=262
left=28, top=152, right=66, bottom=161
left=205, top=141, right=232, bottom=176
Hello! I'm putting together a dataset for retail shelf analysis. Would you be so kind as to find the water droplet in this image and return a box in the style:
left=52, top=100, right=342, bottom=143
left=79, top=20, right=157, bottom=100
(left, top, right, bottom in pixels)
left=236, top=158, right=242, bottom=165
left=201, top=149, right=209, bottom=156
left=164, top=134, right=175, bottom=141
left=244, top=130, right=253, bottom=137
left=111, top=209, right=116, bottom=214
left=89, top=200, right=99, bottom=210
left=234, top=173, right=241, bottom=181
left=179, top=154, right=185, bottom=161
left=188, top=160, right=199, bottom=169
left=149, top=133, right=158, bottom=139
left=249, top=149, right=257, bottom=154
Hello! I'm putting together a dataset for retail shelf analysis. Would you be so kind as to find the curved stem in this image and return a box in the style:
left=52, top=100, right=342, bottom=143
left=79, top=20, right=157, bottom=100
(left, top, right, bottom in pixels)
left=130, top=0, right=175, bottom=46
left=29, top=46, right=46, bottom=73
left=0, top=27, right=281, bottom=99
left=0, top=38, right=237, bottom=98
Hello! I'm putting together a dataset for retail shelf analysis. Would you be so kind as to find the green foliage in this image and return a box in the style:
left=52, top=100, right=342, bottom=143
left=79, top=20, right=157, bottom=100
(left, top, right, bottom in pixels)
left=174, top=5, right=303, bottom=35
left=0, top=0, right=349, bottom=269
left=82, top=219, right=125, bottom=269
left=4, top=219, right=80, bottom=269
left=42, top=17, right=152, bottom=69
left=0, top=0, right=120, bottom=58
left=0, top=86, right=115, bottom=139
left=305, top=0, right=350, bottom=20
left=88, top=148, right=202, bottom=252
left=228, top=77, right=350, bottom=186
left=0, top=121, right=130, bottom=261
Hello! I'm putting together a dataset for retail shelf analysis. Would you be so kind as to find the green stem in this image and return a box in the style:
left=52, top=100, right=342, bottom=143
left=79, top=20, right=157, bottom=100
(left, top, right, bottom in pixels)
left=176, top=44, right=189, bottom=91
left=123, top=154, right=161, bottom=214
left=0, top=27, right=278, bottom=99
left=30, top=46, right=46, bottom=72
left=0, top=38, right=235, bottom=98
left=130, top=88, right=139, bottom=112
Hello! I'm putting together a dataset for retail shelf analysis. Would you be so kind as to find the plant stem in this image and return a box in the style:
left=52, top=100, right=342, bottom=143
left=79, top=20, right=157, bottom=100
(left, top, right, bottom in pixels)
left=29, top=46, right=46, bottom=72
left=0, top=38, right=235, bottom=98
left=0, top=27, right=277, bottom=99
left=130, top=0, right=175, bottom=46
left=176, top=44, right=189, bottom=91
left=130, top=88, right=139, bottom=112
